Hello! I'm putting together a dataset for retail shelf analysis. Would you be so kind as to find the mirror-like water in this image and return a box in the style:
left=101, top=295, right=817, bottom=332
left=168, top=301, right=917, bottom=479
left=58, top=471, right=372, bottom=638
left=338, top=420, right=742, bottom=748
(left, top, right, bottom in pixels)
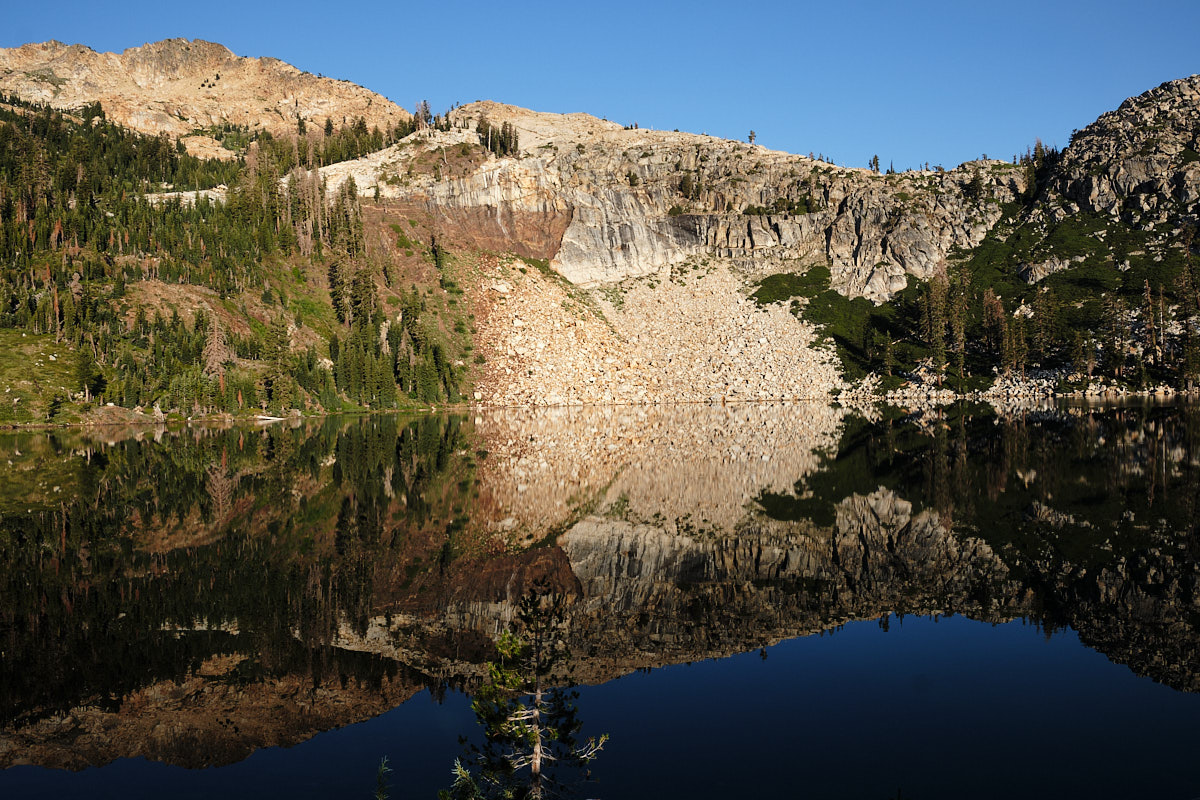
left=1, top=402, right=1198, bottom=799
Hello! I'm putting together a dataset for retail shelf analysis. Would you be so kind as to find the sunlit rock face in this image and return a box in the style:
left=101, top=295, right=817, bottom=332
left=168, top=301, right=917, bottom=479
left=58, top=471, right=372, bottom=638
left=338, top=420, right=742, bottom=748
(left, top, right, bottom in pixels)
left=0, top=39, right=410, bottom=148
left=335, top=101, right=1025, bottom=302
left=1047, top=76, right=1200, bottom=223
left=988, top=75, right=1200, bottom=282
left=317, top=76, right=1199, bottom=300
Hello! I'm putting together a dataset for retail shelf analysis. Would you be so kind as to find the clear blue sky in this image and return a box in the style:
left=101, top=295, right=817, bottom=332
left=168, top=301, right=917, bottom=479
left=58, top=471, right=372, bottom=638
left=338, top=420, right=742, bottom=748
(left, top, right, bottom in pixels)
left=4, top=0, right=1198, bottom=170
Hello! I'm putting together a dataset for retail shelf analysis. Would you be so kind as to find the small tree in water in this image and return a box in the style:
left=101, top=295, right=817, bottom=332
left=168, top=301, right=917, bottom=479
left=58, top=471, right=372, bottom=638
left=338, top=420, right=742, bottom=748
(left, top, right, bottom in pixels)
left=443, top=580, right=606, bottom=800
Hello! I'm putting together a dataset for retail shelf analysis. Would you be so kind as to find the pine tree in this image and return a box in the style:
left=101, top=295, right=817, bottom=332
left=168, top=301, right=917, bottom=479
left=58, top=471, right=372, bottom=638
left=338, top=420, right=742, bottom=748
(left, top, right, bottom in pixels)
left=75, top=347, right=99, bottom=402
left=1142, top=279, right=1159, bottom=365
left=1010, top=316, right=1029, bottom=377
left=328, top=261, right=348, bottom=323
left=949, top=268, right=971, bottom=381
left=982, top=289, right=1008, bottom=368
left=1103, top=295, right=1128, bottom=379
left=451, top=581, right=606, bottom=800
left=922, top=277, right=949, bottom=384
left=349, top=268, right=378, bottom=329
left=266, top=315, right=291, bottom=405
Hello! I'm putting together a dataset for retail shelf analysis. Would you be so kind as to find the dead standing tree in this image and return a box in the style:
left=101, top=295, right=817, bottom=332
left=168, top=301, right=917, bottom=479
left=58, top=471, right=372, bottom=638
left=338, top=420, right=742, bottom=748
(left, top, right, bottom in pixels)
left=201, top=314, right=233, bottom=399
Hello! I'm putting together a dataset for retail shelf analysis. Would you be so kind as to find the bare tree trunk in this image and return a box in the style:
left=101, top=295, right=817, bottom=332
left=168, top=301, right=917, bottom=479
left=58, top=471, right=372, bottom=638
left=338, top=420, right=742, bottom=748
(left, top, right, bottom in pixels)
left=530, top=680, right=543, bottom=800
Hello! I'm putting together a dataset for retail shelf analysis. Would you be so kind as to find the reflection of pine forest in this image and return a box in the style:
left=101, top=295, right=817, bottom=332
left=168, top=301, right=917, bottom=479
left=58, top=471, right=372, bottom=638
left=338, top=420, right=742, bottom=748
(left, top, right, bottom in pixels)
left=757, top=403, right=1200, bottom=688
left=0, top=94, right=463, bottom=422
left=0, top=415, right=478, bottom=727
left=2, top=405, right=1199, bottom=742
left=761, top=404, right=1200, bottom=548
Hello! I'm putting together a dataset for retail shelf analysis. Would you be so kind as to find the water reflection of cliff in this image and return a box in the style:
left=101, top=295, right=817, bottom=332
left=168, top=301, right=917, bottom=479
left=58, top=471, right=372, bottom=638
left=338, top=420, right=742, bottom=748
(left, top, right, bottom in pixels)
left=1, top=403, right=1197, bottom=770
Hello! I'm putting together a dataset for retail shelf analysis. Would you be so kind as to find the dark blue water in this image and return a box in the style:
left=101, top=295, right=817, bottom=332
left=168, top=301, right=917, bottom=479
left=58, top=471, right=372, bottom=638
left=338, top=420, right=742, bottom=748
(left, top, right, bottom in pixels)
left=7, top=614, right=1199, bottom=800
left=582, top=615, right=1200, bottom=799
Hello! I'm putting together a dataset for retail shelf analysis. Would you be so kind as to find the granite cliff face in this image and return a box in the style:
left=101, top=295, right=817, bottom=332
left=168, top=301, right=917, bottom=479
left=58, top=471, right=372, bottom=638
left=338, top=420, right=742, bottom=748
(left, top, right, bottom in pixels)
left=0, top=39, right=409, bottom=157
left=318, top=77, right=1199, bottom=308
left=338, top=102, right=1026, bottom=302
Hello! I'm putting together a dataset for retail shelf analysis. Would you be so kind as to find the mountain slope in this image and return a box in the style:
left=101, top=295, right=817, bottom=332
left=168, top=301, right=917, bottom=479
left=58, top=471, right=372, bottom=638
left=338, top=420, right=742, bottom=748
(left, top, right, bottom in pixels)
left=1050, top=76, right=1200, bottom=228
left=940, top=75, right=1200, bottom=391
left=996, top=75, right=1200, bottom=282
left=1, top=38, right=1198, bottom=415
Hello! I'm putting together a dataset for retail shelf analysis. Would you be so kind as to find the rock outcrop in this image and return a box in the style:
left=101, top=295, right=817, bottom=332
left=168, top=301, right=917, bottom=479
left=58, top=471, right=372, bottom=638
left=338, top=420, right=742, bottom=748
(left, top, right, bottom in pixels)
left=318, top=77, right=1200, bottom=304
left=321, top=102, right=1027, bottom=302
left=1049, top=75, right=1200, bottom=225
left=1000, top=75, right=1200, bottom=281
left=0, top=39, right=410, bottom=155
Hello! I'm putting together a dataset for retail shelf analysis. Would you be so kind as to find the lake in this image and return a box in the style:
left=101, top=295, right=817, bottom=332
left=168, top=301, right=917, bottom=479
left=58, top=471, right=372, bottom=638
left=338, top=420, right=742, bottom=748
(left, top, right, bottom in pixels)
left=1, top=401, right=1199, bottom=799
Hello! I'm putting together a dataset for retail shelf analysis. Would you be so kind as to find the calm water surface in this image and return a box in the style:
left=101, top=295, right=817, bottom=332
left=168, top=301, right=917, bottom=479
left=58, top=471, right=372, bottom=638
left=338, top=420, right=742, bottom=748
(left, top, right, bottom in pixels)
left=1, top=402, right=1198, bottom=799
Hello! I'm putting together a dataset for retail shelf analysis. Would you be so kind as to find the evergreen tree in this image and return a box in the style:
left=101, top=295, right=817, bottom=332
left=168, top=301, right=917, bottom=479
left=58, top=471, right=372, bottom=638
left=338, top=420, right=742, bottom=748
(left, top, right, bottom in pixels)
left=922, top=277, right=949, bottom=384
left=329, top=261, right=348, bottom=323
left=266, top=315, right=291, bottom=405
left=448, top=580, right=606, bottom=800
left=75, top=347, right=99, bottom=402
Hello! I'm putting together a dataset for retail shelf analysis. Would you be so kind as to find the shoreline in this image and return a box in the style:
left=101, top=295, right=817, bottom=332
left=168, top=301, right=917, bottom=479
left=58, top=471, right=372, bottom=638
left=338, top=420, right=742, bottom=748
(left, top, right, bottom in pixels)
left=3, top=388, right=1197, bottom=432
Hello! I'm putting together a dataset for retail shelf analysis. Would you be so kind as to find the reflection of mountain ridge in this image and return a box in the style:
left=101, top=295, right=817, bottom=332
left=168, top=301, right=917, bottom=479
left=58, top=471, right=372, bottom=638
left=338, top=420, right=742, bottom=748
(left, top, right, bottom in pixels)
left=545, top=487, right=1022, bottom=677
left=1003, top=526, right=1200, bottom=693
left=429, top=404, right=1200, bottom=692
left=1, top=644, right=427, bottom=770
left=1, top=404, right=1198, bottom=771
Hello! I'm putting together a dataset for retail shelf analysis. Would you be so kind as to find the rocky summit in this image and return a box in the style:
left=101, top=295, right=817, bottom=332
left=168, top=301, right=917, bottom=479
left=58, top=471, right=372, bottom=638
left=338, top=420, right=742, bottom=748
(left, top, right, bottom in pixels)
left=1010, top=75, right=1200, bottom=281
left=0, top=39, right=409, bottom=159
left=1051, top=76, right=1200, bottom=226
